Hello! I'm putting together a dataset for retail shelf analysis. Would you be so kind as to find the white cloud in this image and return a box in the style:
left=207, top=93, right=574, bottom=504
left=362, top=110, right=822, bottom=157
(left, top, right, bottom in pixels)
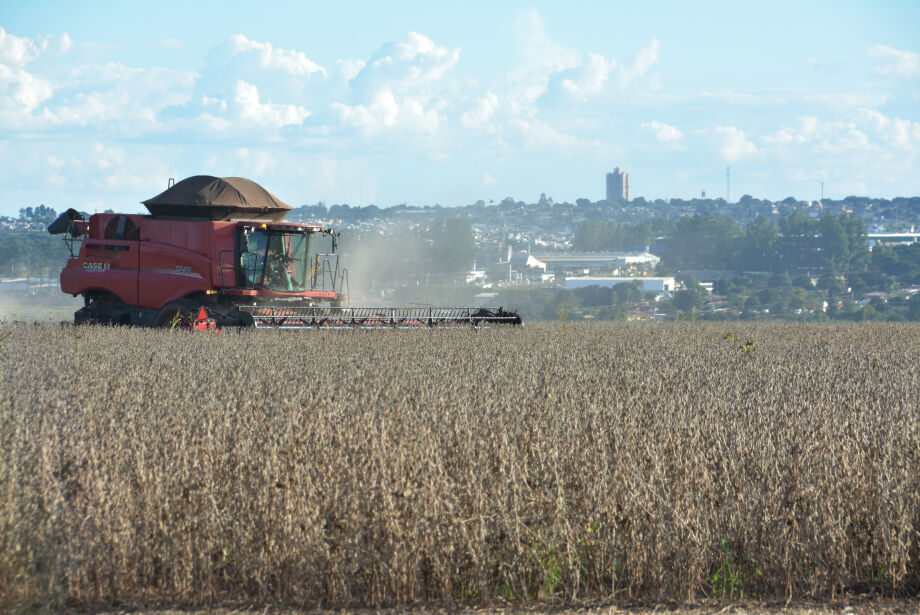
left=393, top=31, right=459, bottom=81
left=757, top=110, right=920, bottom=192
left=4, top=19, right=918, bottom=212
left=233, top=80, right=311, bottom=127
left=714, top=126, right=757, bottom=161
left=641, top=120, right=684, bottom=143
left=53, top=66, right=194, bottom=131
left=235, top=147, right=275, bottom=175
left=512, top=10, right=581, bottom=102
left=351, top=31, right=460, bottom=100
left=869, top=44, right=920, bottom=78
left=91, top=142, right=125, bottom=169
left=16, top=141, right=172, bottom=199
left=0, top=26, right=70, bottom=65
left=0, top=28, right=77, bottom=129
left=59, top=33, right=74, bottom=53
left=228, top=33, right=327, bottom=77
left=159, top=38, right=185, bottom=50
left=806, top=56, right=843, bottom=75
left=332, top=88, right=442, bottom=136
left=618, top=39, right=659, bottom=88
left=508, top=117, right=582, bottom=150
left=764, top=116, right=818, bottom=145
left=539, top=38, right=657, bottom=106
left=336, top=59, right=366, bottom=81
left=657, top=89, right=887, bottom=110
left=801, top=92, right=889, bottom=108
left=461, top=91, right=501, bottom=128
left=764, top=110, right=919, bottom=154
left=201, top=95, right=227, bottom=111
left=46, top=154, right=66, bottom=168
left=0, top=64, right=54, bottom=113
left=0, top=44, right=196, bottom=132
left=330, top=32, right=462, bottom=139
left=191, top=35, right=328, bottom=135
left=98, top=160, right=171, bottom=194
left=856, top=108, right=920, bottom=151
left=560, top=53, right=617, bottom=101
left=515, top=10, right=580, bottom=77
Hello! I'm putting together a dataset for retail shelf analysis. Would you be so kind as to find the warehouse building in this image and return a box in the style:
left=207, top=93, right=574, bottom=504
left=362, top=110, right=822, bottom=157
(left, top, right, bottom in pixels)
left=564, top=276, right=676, bottom=293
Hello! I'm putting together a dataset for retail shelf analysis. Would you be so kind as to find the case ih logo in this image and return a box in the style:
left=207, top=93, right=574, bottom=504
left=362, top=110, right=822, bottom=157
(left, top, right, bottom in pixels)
left=82, top=261, right=110, bottom=272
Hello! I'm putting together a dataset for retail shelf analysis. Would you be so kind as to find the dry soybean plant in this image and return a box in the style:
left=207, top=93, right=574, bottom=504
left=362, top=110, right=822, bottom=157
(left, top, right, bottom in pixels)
left=1, top=322, right=919, bottom=611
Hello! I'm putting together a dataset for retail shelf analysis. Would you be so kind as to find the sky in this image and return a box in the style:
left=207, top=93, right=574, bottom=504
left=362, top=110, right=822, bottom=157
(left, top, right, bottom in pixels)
left=1, top=0, right=919, bottom=217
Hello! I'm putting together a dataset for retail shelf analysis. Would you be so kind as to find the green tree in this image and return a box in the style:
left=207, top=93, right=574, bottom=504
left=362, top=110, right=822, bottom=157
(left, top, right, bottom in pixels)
left=777, top=211, right=817, bottom=272
left=738, top=215, right=778, bottom=271
left=573, top=220, right=656, bottom=251
left=665, top=213, right=741, bottom=269
left=612, top=281, right=643, bottom=306
left=818, top=213, right=849, bottom=272
left=0, top=232, right=69, bottom=278
left=840, top=214, right=869, bottom=272
left=573, top=285, right=613, bottom=307
left=671, top=278, right=707, bottom=312
left=817, top=274, right=846, bottom=297
left=908, top=294, right=920, bottom=320
left=767, top=272, right=790, bottom=288
left=18, top=204, right=58, bottom=224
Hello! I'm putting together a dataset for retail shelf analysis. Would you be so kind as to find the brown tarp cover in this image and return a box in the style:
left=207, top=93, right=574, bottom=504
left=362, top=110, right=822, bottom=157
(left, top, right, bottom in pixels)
left=142, top=175, right=292, bottom=221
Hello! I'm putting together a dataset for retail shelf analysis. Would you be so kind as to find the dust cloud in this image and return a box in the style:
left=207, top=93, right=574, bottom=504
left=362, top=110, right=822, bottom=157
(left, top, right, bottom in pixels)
left=334, top=230, right=427, bottom=304
left=0, top=292, right=82, bottom=323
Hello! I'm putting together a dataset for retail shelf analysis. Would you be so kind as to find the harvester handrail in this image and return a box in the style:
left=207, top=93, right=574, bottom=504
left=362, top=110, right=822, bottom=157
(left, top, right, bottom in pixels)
left=311, top=253, right=344, bottom=293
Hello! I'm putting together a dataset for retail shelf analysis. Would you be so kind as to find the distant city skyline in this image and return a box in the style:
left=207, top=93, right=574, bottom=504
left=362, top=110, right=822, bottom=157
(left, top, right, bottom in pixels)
left=0, top=1, right=918, bottom=217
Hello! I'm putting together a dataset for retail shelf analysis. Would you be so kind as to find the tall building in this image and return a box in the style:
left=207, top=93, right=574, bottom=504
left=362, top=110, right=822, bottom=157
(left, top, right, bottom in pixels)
left=606, top=167, right=629, bottom=203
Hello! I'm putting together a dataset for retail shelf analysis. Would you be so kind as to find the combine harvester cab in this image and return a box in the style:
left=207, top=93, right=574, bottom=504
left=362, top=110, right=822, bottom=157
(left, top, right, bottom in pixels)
left=49, top=175, right=521, bottom=329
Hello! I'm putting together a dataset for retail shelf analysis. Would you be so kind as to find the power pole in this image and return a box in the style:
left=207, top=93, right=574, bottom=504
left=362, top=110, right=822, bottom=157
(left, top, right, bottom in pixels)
left=820, top=181, right=824, bottom=202
left=726, top=166, right=731, bottom=203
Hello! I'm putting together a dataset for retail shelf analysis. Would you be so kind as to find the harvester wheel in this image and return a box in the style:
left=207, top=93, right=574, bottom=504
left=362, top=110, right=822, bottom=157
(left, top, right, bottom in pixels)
left=153, top=300, right=198, bottom=329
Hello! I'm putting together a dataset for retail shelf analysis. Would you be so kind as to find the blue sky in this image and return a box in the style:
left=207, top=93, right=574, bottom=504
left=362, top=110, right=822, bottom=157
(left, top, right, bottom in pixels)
left=1, top=1, right=918, bottom=216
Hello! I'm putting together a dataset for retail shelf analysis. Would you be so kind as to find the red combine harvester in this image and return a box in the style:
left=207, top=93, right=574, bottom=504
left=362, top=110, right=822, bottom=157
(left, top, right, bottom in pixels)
left=48, top=175, right=521, bottom=328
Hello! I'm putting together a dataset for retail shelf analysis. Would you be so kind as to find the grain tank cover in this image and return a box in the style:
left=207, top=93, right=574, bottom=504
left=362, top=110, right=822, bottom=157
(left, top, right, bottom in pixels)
left=142, top=175, right=292, bottom=221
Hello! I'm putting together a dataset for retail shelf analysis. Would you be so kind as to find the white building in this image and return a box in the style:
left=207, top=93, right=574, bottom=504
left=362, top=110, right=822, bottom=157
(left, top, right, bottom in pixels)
left=530, top=251, right=660, bottom=272
left=564, top=276, right=677, bottom=293
left=867, top=232, right=920, bottom=249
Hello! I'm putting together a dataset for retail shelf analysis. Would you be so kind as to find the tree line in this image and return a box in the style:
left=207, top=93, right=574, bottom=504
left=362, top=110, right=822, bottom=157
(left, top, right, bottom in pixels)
left=0, top=233, right=69, bottom=278
left=575, top=212, right=869, bottom=275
